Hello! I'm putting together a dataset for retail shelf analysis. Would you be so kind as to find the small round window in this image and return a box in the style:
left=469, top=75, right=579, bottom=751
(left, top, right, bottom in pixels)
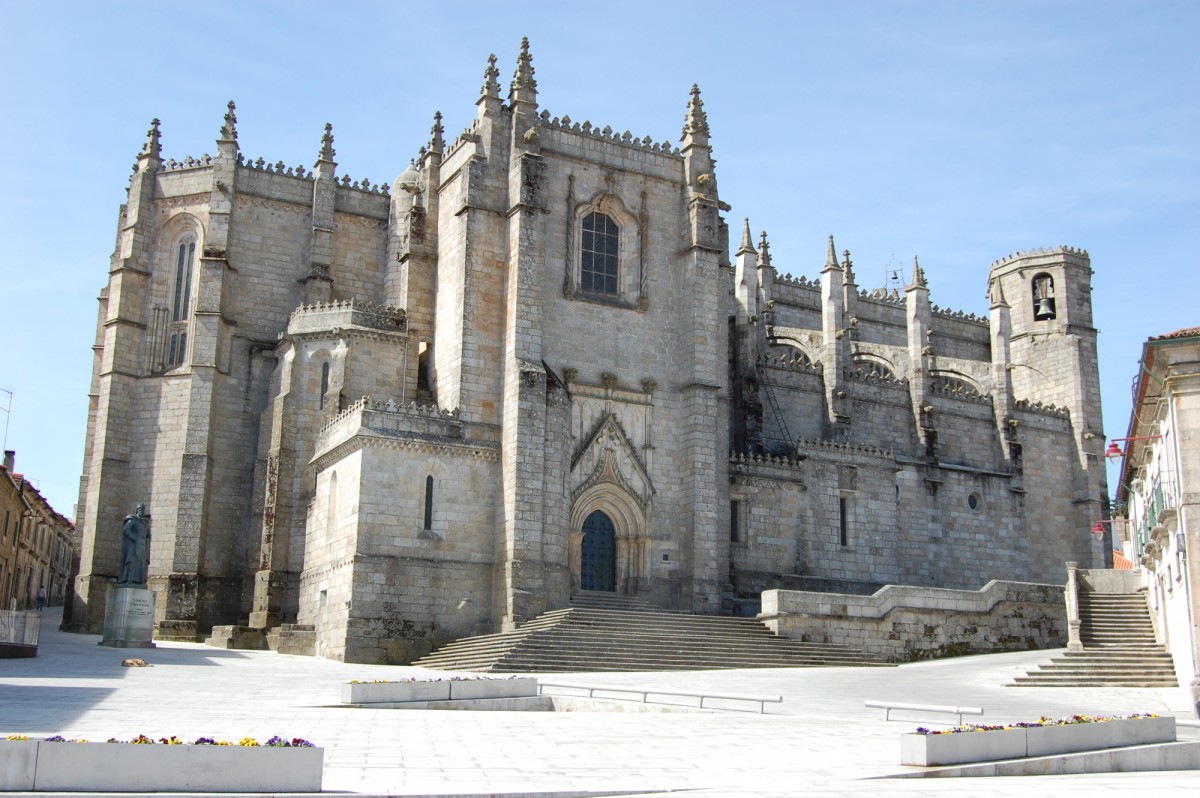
left=967, top=492, right=981, bottom=512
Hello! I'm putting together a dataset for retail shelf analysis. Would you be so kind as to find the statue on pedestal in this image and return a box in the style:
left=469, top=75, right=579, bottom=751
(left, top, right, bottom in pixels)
left=118, top=504, right=151, bottom=587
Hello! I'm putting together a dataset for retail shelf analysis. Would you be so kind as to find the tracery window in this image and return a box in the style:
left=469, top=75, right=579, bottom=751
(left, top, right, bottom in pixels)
left=580, top=212, right=619, bottom=295
left=166, top=237, right=196, bottom=367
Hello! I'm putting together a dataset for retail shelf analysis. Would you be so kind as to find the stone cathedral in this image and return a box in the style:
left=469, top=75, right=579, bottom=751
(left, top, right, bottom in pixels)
left=70, top=41, right=1110, bottom=663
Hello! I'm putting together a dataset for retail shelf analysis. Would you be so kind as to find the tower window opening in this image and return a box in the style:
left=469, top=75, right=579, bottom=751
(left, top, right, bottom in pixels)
left=1032, top=273, right=1056, bottom=321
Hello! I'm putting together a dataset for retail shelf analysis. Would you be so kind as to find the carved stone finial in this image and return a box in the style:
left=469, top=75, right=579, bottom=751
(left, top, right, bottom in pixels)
left=682, top=84, right=710, bottom=141
left=842, top=250, right=856, bottom=283
left=825, top=235, right=839, bottom=269
left=759, top=231, right=772, bottom=267
left=481, top=53, right=501, bottom=100
left=141, top=118, right=162, bottom=159
left=220, top=100, right=238, bottom=141
left=601, top=372, right=618, bottom=390
left=319, top=123, right=335, bottom=162
left=641, top=379, right=657, bottom=395
left=429, top=111, right=444, bottom=153
left=510, top=36, right=538, bottom=102
left=736, top=218, right=756, bottom=256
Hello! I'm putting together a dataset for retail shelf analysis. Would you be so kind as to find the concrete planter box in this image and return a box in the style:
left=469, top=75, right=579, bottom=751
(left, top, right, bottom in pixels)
left=902, top=716, right=1176, bottom=766
left=341, top=680, right=450, bottom=704
left=1025, top=716, right=1176, bottom=757
left=342, top=677, right=538, bottom=705
left=901, top=727, right=1027, bottom=766
left=1, top=740, right=323, bottom=792
left=448, top=677, right=538, bottom=700
left=0, top=742, right=38, bottom=791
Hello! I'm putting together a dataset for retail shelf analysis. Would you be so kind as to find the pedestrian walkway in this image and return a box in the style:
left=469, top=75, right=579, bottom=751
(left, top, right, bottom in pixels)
left=1, top=607, right=1197, bottom=796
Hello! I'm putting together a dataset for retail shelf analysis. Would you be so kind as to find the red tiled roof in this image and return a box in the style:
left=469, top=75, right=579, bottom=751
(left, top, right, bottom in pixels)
left=1112, top=549, right=1135, bottom=570
left=1151, top=326, right=1200, bottom=341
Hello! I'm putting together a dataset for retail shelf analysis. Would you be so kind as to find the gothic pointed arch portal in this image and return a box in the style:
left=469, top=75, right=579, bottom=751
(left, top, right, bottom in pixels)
left=580, top=511, right=617, bottom=591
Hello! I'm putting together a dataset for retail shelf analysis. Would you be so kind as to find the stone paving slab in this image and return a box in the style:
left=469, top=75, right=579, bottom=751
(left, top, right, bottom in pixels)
left=1, top=609, right=1197, bottom=796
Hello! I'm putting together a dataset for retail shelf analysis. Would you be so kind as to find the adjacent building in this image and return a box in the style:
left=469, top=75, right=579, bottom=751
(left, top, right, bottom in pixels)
left=1114, top=327, right=1200, bottom=712
left=69, top=41, right=1109, bottom=662
left=1, top=451, right=75, bottom=610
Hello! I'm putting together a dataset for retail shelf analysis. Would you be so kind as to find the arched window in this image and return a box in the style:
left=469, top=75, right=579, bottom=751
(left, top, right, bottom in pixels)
left=166, top=237, right=196, bottom=367
left=1031, top=273, right=1056, bottom=321
left=581, top=212, right=619, bottom=295
left=319, top=362, right=330, bottom=409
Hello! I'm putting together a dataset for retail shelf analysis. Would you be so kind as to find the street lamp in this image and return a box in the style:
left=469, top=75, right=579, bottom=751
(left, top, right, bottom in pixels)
left=1104, top=435, right=1162, bottom=463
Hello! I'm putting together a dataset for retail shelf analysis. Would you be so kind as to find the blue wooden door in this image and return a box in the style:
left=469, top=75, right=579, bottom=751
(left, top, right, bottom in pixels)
left=581, top=511, right=616, bottom=592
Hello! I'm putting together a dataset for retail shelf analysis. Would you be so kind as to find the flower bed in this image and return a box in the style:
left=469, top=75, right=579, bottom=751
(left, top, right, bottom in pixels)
left=901, top=714, right=1176, bottom=766
left=0, top=735, right=322, bottom=792
left=341, top=676, right=538, bottom=705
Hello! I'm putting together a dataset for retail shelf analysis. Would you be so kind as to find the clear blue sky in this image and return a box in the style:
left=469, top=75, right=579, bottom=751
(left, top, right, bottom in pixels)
left=0, top=0, right=1195, bottom=518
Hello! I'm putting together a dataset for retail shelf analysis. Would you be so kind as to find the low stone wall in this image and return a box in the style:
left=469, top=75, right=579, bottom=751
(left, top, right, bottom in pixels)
left=759, top=580, right=1066, bottom=661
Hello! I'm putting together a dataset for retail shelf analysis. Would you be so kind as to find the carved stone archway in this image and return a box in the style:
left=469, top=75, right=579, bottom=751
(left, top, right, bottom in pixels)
left=569, top=479, right=649, bottom=596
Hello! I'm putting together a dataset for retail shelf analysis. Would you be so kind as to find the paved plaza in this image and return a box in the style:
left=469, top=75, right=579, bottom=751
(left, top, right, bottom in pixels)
left=2, top=608, right=1198, bottom=796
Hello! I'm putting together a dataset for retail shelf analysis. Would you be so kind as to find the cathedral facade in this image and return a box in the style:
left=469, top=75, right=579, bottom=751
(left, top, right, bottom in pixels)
left=70, top=41, right=1110, bottom=662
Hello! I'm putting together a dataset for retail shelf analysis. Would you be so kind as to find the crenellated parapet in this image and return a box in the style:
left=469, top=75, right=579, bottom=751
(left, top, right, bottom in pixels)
left=927, top=378, right=991, bottom=405
left=287, top=299, right=407, bottom=336
left=859, top=288, right=905, bottom=306
left=238, top=155, right=315, bottom=179
left=758, top=353, right=822, bottom=374
left=1012, top=397, right=1071, bottom=418
left=795, top=437, right=894, bottom=458
left=991, top=245, right=1089, bottom=268
left=774, top=273, right=819, bottom=288
left=931, top=305, right=989, bottom=325
left=846, top=366, right=908, bottom=388
left=313, top=395, right=491, bottom=471
left=536, top=109, right=681, bottom=156
left=160, top=155, right=216, bottom=172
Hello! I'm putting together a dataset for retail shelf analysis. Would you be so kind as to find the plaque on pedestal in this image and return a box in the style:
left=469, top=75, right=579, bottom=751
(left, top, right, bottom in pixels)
left=99, top=586, right=156, bottom=649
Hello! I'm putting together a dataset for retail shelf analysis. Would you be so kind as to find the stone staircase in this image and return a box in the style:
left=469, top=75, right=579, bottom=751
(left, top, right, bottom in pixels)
left=411, top=591, right=889, bottom=672
left=1011, top=591, right=1178, bottom=687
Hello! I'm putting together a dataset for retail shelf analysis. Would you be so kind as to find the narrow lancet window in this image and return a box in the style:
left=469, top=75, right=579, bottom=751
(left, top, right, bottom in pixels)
left=423, top=475, right=434, bottom=531
left=167, top=238, right=196, bottom=367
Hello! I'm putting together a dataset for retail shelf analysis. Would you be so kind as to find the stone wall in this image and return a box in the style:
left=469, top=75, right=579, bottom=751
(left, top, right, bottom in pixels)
left=760, top=581, right=1066, bottom=661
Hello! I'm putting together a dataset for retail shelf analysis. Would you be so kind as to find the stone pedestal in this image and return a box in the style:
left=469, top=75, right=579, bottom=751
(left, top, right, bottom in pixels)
left=99, top=586, right=156, bottom=649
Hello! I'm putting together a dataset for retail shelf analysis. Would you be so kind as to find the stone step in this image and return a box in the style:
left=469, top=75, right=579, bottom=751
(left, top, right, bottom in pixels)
left=1010, top=589, right=1174, bottom=688
left=412, top=605, right=886, bottom=672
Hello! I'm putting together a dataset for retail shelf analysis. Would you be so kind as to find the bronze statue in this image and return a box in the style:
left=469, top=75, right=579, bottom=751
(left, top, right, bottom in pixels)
left=118, top=504, right=151, bottom=586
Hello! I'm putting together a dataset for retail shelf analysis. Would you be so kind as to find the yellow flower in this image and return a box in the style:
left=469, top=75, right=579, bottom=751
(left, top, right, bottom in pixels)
left=6, top=735, right=29, bottom=741
left=238, top=737, right=260, bottom=747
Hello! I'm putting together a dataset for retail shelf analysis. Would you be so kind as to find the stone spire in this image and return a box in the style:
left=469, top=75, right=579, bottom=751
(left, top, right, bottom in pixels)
left=219, top=100, right=238, bottom=142
left=141, top=118, right=162, bottom=159
left=911, top=255, right=927, bottom=288
left=318, top=123, right=336, bottom=163
left=681, top=84, right=710, bottom=147
left=736, top=218, right=756, bottom=256
left=481, top=53, right=501, bottom=100
left=825, top=235, right=840, bottom=270
left=509, top=37, right=537, bottom=107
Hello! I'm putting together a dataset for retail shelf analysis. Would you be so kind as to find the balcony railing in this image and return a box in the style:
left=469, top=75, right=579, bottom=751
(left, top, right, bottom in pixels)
left=1135, top=472, right=1179, bottom=552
